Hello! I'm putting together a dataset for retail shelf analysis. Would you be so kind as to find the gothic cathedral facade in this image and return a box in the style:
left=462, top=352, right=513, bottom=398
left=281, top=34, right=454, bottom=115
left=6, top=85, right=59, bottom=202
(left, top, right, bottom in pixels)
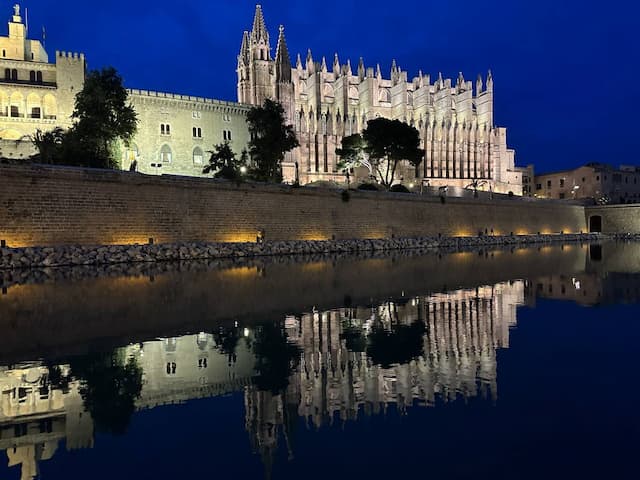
left=238, top=5, right=523, bottom=194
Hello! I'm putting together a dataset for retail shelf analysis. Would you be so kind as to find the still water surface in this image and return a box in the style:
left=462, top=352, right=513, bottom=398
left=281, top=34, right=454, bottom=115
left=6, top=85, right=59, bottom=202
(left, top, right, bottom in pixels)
left=0, top=242, right=638, bottom=479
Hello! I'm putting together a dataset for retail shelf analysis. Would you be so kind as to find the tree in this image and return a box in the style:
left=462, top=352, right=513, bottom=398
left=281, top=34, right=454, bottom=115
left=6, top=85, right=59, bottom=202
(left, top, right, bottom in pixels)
left=246, top=99, right=298, bottom=183
left=31, top=127, right=65, bottom=164
left=71, top=67, right=138, bottom=169
left=203, top=142, right=246, bottom=180
left=337, top=118, right=424, bottom=190
left=367, top=320, right=426, bottom=368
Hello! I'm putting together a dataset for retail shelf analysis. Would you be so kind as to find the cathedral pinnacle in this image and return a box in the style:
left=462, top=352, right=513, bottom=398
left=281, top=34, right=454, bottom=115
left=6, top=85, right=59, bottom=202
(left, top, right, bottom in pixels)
left=251, top=5, right=269, bottom=44
left=275, top=24, right=291, bottom=83
left=333, top=53, right=340, bottom=74
left=321, top=56, right=327, bottom=72
left=358, top=57, right=365, bottom=80
left=238, top=30, right=250, bottom=66
left=376, top=63, right=382, bottom=81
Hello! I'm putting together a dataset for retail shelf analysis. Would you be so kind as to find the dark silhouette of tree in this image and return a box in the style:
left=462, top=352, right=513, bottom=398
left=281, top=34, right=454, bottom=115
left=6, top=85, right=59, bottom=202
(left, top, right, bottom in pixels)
left=213, top=326, right=242, bottom=365
left=341, top=322, right=367, bottom=353
left=367, top=320, right=426, bottom=368
left=71, top=350, right=143, bottom=435
left=337, top=118, right=424, bottom=190
left=246, top=99, right=298, bottom=183
left=40, top=67, right=137, bottom=169
left=31, top=127, right=65, bottom=164
left=203, top=142, right=247, bottom=180
left=250, top=322, right=301, bottom=394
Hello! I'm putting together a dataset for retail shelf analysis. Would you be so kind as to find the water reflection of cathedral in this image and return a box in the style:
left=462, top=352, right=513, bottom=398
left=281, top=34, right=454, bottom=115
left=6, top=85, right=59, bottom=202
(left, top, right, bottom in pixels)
left=0, top=281, right=532, bottom=479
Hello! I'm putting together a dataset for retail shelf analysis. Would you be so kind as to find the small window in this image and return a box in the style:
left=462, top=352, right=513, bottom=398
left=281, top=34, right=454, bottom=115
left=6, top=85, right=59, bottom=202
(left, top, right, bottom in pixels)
left=29, top=71, right=35, bottom=82
left=31, top=107, right=41, bottom=119
left=4, top=68, right=9, bottom=79
left=223, top=130, right=232, bottom=141
left=596, top=175, right=600, bottom=181
left=559, top=179, right=565, bottom=187
left=2, top=49, right=5, bottom=58
left=536, top=183, right=542, bottom=190
left=192, top=111, right=201, bottom=119
left=11, top=69, right=17, bottom=80
left=559, top=193, right=566, bottom=199
left=547, top=180, right=552, bottom=188
left=223, top=113, right=231, bottom=122
left=160, top=123, right=171, bottom=135
left=192, top=127, right=202, bottom=138
left=31, top=52, right=34, bottom=60
left=10, top=105, right=19, bottom=117
left=36, top=71, right=42, bottom=83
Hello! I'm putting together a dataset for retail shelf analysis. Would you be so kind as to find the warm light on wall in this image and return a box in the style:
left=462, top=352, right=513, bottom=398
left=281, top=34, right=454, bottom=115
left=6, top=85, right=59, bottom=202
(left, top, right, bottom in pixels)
left=298, top=232, right=330, bottom=242
left=220, top=233, right=262, bottom=244
left=219, top=266, right=260, bottom=279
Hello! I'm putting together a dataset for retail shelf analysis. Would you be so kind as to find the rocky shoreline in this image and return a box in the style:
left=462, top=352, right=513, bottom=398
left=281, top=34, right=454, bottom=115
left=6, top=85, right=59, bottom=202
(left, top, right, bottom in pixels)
left=0, top=233, right=615, bottom=271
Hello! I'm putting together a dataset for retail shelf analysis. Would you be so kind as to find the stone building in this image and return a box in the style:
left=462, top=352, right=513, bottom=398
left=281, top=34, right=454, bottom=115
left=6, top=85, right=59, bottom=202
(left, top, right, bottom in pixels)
left=0, top=3, right=525, bottom=194
left=238, top=5, right=523, bottom=193
left=0, top=4, right=84, bottom=159
left=534, top=163, right=640, bottom=203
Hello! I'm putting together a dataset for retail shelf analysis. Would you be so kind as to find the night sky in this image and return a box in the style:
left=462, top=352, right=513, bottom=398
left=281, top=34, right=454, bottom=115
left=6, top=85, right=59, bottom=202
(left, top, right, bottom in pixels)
left=17, top=0, right=640, bottom=173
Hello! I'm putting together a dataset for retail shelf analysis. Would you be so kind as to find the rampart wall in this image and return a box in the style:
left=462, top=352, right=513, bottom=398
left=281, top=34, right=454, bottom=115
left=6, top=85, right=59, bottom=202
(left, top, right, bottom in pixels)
left=0, top=165, right=589, bottom=248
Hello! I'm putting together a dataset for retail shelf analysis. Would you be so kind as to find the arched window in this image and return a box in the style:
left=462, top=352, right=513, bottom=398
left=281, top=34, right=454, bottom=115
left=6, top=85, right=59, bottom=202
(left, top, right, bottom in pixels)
left=4, top=69, right=10, bottom=80
left=348, top=86, right=358, bottom=99
left=379, top=89, right=390, bottom=103
left=323, top=84, right=334, bottom=98
left=36, top=72, right=42, bottom=83
left=2, top=50, right=5, bottom=58
left=160, top=144, right=172, bottom=164
left=11, top=69, right=17, bottom=81
left=193, top=147, right=204, bottom=165
left=10, top=92, right=22, bottom=118
left=43, top=94, right=57, bottom=119
left=27, top=93, right=41, bottom=118
left=29, top=71, right=35, bottom=82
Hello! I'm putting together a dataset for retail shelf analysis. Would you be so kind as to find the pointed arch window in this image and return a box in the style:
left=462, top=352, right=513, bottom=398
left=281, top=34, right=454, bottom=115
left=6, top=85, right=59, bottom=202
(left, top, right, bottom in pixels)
left=160, top=144, right=172, bottom=164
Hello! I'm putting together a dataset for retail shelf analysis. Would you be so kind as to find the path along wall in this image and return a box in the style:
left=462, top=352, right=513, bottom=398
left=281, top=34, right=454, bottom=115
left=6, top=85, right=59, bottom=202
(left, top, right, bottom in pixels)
left=0, top=164, right=589, bottom=247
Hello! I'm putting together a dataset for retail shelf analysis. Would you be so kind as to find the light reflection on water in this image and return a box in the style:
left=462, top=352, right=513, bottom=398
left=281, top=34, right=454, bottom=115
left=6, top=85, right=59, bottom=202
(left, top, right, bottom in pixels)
left=0, top=241, right=639, bottom=479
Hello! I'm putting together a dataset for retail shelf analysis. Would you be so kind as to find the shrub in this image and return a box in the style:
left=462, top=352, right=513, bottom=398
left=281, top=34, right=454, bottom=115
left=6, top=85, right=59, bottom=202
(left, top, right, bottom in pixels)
left=390, top=184, right=411, bottom=193
left=357, top=183, right=380, bottom=191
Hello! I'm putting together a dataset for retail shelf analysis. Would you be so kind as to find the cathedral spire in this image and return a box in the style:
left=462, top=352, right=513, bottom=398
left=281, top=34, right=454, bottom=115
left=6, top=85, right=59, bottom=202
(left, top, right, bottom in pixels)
left=486, top=69, right=494, bottom=91
left=376, top=63, right=382, bottom=81
left=306, top=49, right=314, bottom=73
left=346, top=59, right=352, bottom=76
left=238, top=30, right=250, bottom=66
left=275, top=25, right=291, bottom=83
left=251, top=5, right=269, bottom=44
left=296, top=53, right=303, bottom=70
left=321, top=56, right=327, bottom=73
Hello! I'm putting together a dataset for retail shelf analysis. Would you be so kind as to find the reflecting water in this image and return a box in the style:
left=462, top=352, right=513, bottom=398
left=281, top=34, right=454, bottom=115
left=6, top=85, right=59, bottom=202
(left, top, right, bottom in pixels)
left=0, top=242, right=639, bottom=479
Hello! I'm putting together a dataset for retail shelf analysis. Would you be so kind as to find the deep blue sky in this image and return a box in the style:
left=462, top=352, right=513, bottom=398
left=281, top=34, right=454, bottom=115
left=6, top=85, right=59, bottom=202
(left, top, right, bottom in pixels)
left=18, top=0, right=640, bottom=173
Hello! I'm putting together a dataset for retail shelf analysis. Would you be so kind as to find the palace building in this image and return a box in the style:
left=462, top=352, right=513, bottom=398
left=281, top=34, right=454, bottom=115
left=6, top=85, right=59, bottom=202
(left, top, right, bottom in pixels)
left=0, top=3, right=524, bottom=194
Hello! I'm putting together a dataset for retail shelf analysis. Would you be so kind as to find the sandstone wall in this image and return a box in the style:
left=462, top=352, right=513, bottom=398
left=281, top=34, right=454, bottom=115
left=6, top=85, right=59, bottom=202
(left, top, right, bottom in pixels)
left=0, top=165, right=588, bottom=248
left=586, top=205, right=640, bottom=234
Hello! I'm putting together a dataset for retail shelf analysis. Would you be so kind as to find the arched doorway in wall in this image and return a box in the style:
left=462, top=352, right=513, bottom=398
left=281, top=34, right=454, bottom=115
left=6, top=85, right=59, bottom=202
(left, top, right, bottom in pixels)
left=589, top=215, right=602, bottom=233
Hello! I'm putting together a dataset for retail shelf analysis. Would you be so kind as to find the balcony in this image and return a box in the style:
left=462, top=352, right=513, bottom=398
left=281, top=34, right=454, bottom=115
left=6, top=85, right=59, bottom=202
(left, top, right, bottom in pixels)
left=0, top=78, right=57, bottom=88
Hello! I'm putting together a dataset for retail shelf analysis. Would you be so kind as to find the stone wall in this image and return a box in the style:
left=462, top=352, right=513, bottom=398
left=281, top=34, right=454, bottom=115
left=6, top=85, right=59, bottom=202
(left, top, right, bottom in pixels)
left=586, top=205, right=640, bottom=234
left=0, top=164, right=589, bottom=248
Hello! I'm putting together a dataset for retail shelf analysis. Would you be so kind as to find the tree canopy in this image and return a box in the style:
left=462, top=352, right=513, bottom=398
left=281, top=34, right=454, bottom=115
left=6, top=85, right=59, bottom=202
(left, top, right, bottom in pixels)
left=246, top=99, right=298, bottom=183
left=203, top=142, right=248, bottom=180
left=32, top=67, right=137, bottom=169
left=337, top=118, right=424, bottom=189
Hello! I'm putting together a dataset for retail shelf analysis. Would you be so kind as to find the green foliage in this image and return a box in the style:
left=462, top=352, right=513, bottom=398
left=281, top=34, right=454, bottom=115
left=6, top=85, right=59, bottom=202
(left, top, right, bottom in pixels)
left=203, top=142, right=247, bottom=180
left=246, top=99, right=298, bottom=183
left=31, top=127, right=65, bottom=164
left=32, top=67, right=137, bottom=169
left=250, top=322, right=301, bottom=394
left=71, top=349, right=143, bottom=435
left=337, top=118, right=424, bottom=190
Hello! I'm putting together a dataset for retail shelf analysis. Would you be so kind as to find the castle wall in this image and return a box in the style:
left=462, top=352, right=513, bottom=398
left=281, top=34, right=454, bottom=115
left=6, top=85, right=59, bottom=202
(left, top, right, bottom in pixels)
left=586, top=205, right=640, bottom=234
left=0, top=164, right=587, bottom=249
left=126, top=90, right=251, bottom=176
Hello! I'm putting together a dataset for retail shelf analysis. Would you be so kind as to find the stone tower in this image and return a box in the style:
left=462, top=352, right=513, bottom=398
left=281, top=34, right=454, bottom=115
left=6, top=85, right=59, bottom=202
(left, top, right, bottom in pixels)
left=237, top=5, right=273, bottom=106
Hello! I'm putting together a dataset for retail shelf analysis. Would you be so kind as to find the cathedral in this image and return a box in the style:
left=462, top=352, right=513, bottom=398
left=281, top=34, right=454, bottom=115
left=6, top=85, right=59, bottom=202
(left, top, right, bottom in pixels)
left=237, top=5, right=523, bottom=193
left=0, top=3, right=524, bottom=194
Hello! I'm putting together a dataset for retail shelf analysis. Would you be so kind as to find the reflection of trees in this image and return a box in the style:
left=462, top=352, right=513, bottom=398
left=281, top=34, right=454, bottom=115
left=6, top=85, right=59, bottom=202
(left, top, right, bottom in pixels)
left=367, top=321, right=426, bottom=368
left=213, top=326, right=242, bottom=365
left=71, top=350, right=143, bottom=435
left=250, top=322, right=301, bottom=394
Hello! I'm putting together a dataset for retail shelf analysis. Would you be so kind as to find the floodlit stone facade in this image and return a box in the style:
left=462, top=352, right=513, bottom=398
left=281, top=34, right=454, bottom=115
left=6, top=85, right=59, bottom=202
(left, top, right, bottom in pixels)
left=0, top=5, right=84, bottom=160
left=238, top=5, right=523, bottom=193
left=0, top=4, right=524, bottom=194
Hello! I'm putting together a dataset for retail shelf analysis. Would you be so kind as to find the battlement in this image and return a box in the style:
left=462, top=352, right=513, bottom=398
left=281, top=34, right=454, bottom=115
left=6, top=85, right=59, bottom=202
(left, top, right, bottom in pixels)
left=55, top=51, right=85, bottom=61
left=127, top=88, right=251, bottom=112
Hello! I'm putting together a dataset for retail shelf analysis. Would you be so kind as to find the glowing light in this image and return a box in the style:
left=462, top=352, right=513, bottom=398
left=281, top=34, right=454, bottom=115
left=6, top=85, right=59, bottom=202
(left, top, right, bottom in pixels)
left=243, top=328, right=250, bottom=338
left=240, top=166, right=248, bottom=174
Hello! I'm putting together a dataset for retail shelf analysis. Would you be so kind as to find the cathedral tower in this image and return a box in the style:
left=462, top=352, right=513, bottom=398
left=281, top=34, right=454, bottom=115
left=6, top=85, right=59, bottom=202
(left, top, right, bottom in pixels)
left=237, top=5, right=273, bottom=106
